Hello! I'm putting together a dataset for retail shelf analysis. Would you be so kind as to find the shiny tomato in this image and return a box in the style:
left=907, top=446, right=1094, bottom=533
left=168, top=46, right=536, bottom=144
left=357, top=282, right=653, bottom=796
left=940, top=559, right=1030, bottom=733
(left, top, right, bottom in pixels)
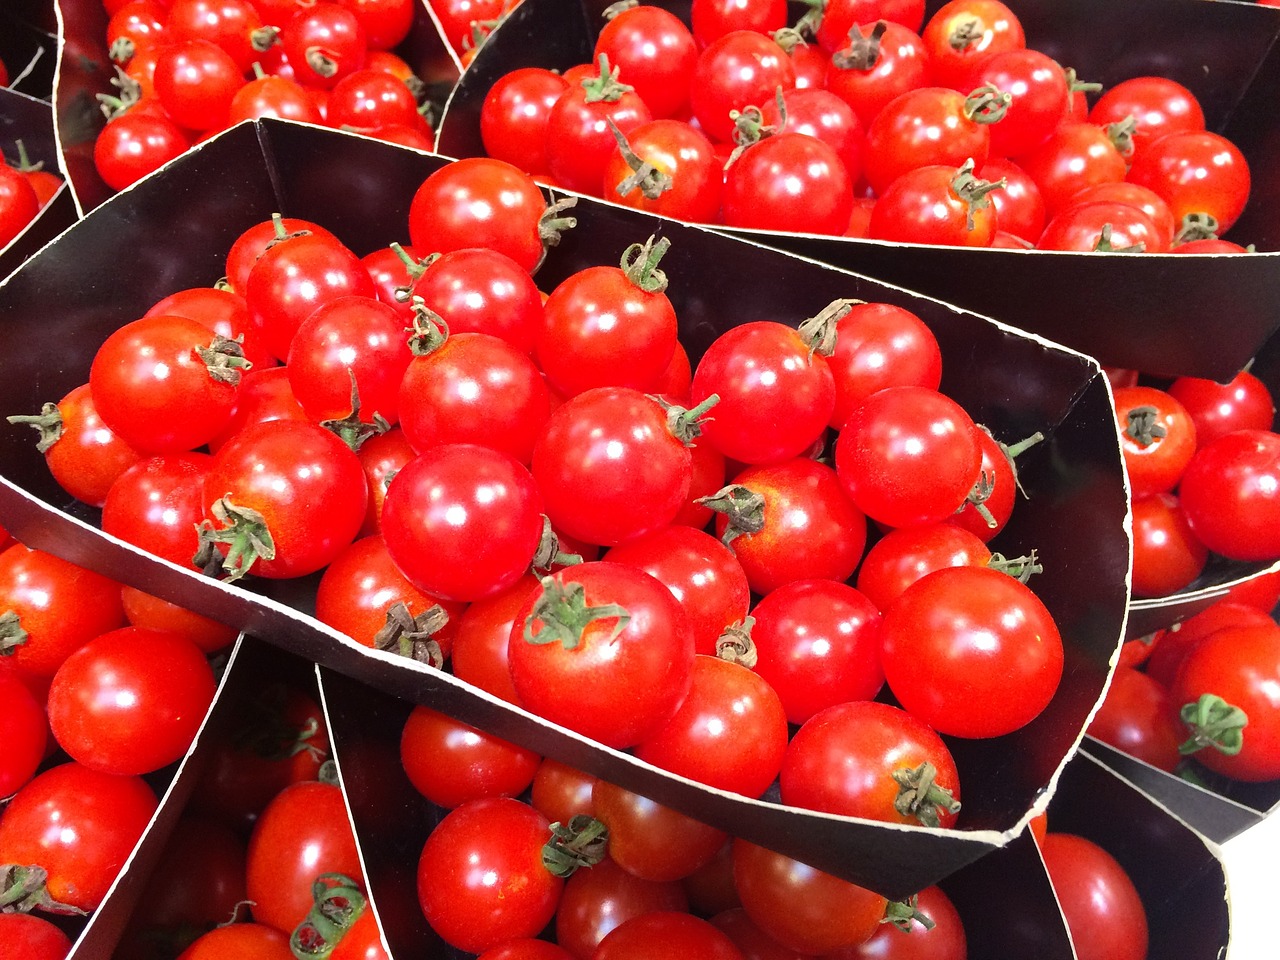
left=153, top=39, right=245, bottom=132
left=691, top=0, right=786, bottom=46
left=856, top=523, right=991, bottom=610
left=978, top=157, right=1045, bottom=242
left=590, top=779, right=726, bottom=884
left=406, top=247, right=545, bottom=355
left=481, top=68, right=570, bottom=175
left=1088, top=75, right=1205, bottom=160
left=279, top=1, right=367, bottom=89
left=399, top=704, right=540, bottom=809
left=863, top=86, right=996, bottom=196
left=1112, top=385, right=1197, bottom=497
left=556, top=857, right=688, bottom=958
left=721, top=132, right=853, bottom=235
left=690, top=29, right=796, bottom=144
left=546, top=58, right=653, bottom=195
left=101, top=453, right=211, bottom=569
left=0, top=668, right=45, bottom=798
left=824, top=21, right=932, bottom=130
left=961, top=47, right=1068, bottom=158
left=594, top=912, right=744, bottom=960
left=1167, top=370, right=1275, bottom=447
left=224, top=216, right=338, bottom=295
left=921, top=0, right=1025, bottom=91
left=120, top=585, right=238, bottom=654
left=1037, top=201, right=1165, bottom=253
left=451, top=575, right=540, bottom=703
left=1016, top=122, right=1127, bottom=217
left=530, top=757, right=598, bottom=827
left=868, top=161, right=1000, bottom=246
left=1178, top=430, right=1280, bottom=561
left=145, top=285, right=274, bottom=371
left=603, top=119, right=723, bottom=223
left=1086, top=665, right=1183, bottom=772
left=826, top=301, right=943, bottom=430
left=1039, top=833, right=1147, bottom=960
left=835, top=884, right=967, bottom=960
left=1130, top=492, right=1207, bottom=598
left=176, top=923, right=293, bottom=959
left=0, top=165, right=39, bottom=249
left=0, top=913, right=73, bottom=960
left=817, top=0, right=926, bottom=52
left=595, top=3, right=697, bottom=120
left=93, top=110, right=190, bottom=192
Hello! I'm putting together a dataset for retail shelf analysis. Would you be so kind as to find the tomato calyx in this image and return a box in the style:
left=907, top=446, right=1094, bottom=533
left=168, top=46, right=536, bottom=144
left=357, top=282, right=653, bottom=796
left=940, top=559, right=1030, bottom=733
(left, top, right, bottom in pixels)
left=620, top=234, right=672, bottom=294
left=892, top=761, right=962, bottom=828
left=951, top=159, right=1006, bottom=231
left=290, top=873, right=367, bottom=959
left=995, top=429, right=1045, bottom=497
left=7, top=401, right=63, bottom=452
left=798, top=297, right=861, bottom=358
left=964, top=84, right=1013, bottom=124
left=96, top=66, right=144, bottom=121
left=715, top=616, right=759, bottom=668
left=649, top=393, right=720, bottom=446
left=1092, top=223, right=1145, bottom=254
left=986, top=550, right=1043, bottom=582
left=771, top=27, right=808, bottom=54
left=538, top=195, right=580, bottom=262
left=406, top=297, right=450, bottom=355
left=1063, top=67, right=1103, bottom=97
left=305, top=45, right=343, bottom=80
left=581, top=54, right=633, bottom=104
left=372, top=601, right=449, bottom=666
left=0, top=610, right=28, bottom=656
left=949, top=17, right=984, bottom=52
left=832, top=20, right=889, bottom=72
left=542, top=815, right=609, bottom=877
left=726, top=89, right=787, bottom=166
left=0, top=864, right=86, bottom=916
left=1105, top=115, right=1138, bottom=159
left=194, top=495, right=277, bottom=581
left=602, top=0, right=639, bottom=20
left=882, top=894, right=936, bottom=932
left=959, top=470, right=999, bottom=528
left=1178, top=692, right=1248, bottom=757
left=531, top=516, right=584, bottom=573
left=698, top=484, right=766, bottom=548
left=1125, top=405, right=1167, bottom=446
left=251, top=27, right=281, bottom=53
left=390, top=244, right=440, bottom=303
left=608, top=119, right=673, bottom=200
left=11, top=141, right=44, bottom=175
left=1175, top=212, right=1220, bottom=245
left=320, top=374, right=391, bottom=452
left=196, top=333, right=252, bottom=386
left=523, top=576, right=631, bottom=650
left=265, top=212, right=314, bottom=253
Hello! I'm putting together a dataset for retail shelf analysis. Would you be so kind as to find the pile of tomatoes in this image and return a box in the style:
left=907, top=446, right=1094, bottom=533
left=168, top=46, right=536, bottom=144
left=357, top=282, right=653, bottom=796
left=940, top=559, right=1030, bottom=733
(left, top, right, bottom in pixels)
left=93, top=0, right=433, bottom=192
left=470, top=0, right=1253, bottom=251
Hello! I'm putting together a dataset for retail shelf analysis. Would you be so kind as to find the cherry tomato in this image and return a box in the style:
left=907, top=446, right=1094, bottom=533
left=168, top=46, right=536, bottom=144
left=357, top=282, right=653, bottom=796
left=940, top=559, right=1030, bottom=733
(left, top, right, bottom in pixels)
left=1016, top=122, right=1127, bottom=217
left=207, top=366, right=308, bottom=453
left=1130, top=492, right=1207, bottom=598
left=1066, top=181, right=1176, bottom=251
left=691, top=0, right=787, bottom=47
left=279, top=1, right=367, bottom=89
left=594, top=912, right=745, bottom=960
left=326, top=67, right=421, bottom=131
left=0, top=669, right=46, bottom=799
left=153, top=39, right=245, bottom=132
left=863, top=86, right=996, bottom=196
left=93, top=110, right=191, bottom=192
left=1086, top=665, right=1182, bottom=772
left=481, top=68, right=570, bottom=176
left=595, top=3, right=697, bottom=120
left=101, top=453, right=211, bottom=569
left=121, top=585, right=239, bottom=653
left=225, top=216, right=338, bottom=296
left=590, top=779, right=726, bottom=884
left=400, top=704, right=540, bottom=809
left=1039, top=833, right=1147, bottom=960
left=826, top=301, right=942, bottom=430
left=1112, top=385, right=1197, bottom=497
left=921, top=0, right=1025, bottom=91
left=1178, top=430, right=1280, bottom=561
left=1167, top=370, right=1275, bottom=447
left=477, top=941, right=574, bottom=960
left=556, top=857, right=689, bottom=958
left=545, top=58, right=653, bottom=195
left=602, top=119, right=723, bottom=223
left=817, top=0, right=926, bottom=52
left=0, top=913, right=73, bottom=960
left=145, top=285, right=274, bottom=371
left=451, top=575, right=541, bottom=704
left=176, top=923, right=293, bottom=960
left=836, top=883, right=967, bottom=960
left=856, top=522, right=991, bottom=610
left=166, top=0, right=265, bottom=71
left=1145, top=600, right=1275, bottom=689
left=1088, top=76, right=1205, bottom=161
left=0, top=165, right=39, bottom=248
left=690, top=29, right=796, bottom=144
left=759, top=87, right=865, bottom=187
left=868, top=161, right=1000, bottom=246
left=825, top=21, right=932, bottom=131
left=1037, top=200, right=1165, bottom=253
left=978, top=157, right=1045, bottom=242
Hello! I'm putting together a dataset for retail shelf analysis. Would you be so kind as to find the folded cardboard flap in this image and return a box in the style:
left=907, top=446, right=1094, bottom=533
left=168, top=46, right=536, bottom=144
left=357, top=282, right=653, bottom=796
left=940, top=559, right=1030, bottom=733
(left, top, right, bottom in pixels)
left=0, top=119, right=1129, bottom=898
left=0, top=85, right=75, bottom=281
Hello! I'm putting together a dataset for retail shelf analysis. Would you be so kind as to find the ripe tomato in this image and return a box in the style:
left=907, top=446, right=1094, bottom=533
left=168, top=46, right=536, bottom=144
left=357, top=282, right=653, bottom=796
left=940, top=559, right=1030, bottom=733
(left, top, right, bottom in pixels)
left=416, top=798, right=564, bottom=954
left=1037, top=201, right=1165, bottom=253
left=279, top=1, right=367, bottom=89
left=1086, top=665, right=1183, bottom=772
left=327, top=67, right=422, bottom=131
left=1066, top=181, right=1176, bottom=251
left=595, top=3, right=697, bottom=120
left=594, top=912, right=744, bottom=960
left=880, top=565, right=1064, bottom=738
left=1039, top=833, right=1148, bottom=960
left=481, top=68, right=570, bottom=175
left=1130, top=492, right=1207, bottom=598
left=530, top=757, right=597, bottom=827
left=690, top=29, right=796, bottom=144
left=405, top=247, right=545, bottom=354
left=1178, top=430, right=1280, bottom=561
left=817, top=0, right=926, bottom=52
left=722, top=131, right=854, bottom=235
left=477, top=941, right=574, bottom=960
left=225, top=216, right=338, bottom=295
left=145, top=284, right=274, bottom=370
left=868, top=161, right=1001, bottom=246
left=400, top=704, right=540, bottom=809
left=382, top=443, right=544, bottom=602
left=451, top=575, right=541, bottom=703
left=0, top=165, right=39, bottom=249
left=546, top=58, right=653, bottom=196
left=176, top=923, right=293, bottom=960
left=0, top=762, right=158, bottom=913
left=979, top=157, right=1045, bottom=242
left=863, top=86, right=997, bottom=196
left=556, top=857, right=689, bottom=959
left=509, top=562, right=695, bottom=749
left=0, top=913, right=73, bottom=960
left=101, top=452, right=211, bottom=569
left=1167, top=370, right=1275, bottom=447
left=0, top=669, right=45, bottom=798
left=1016, top=122, right=1127, bottom=217
left=153, top=39, right=245, bottom=132
left=835, top=883, right=967, bottom=960
left=1112, top=385, right=1197, bottom=496
left=759, top=86, right=864, bottom=183
left=590, top=779, right=726, bottom=884
left=825, top=21, right=932, bottom=130
left=856, top=522, right=991, bottom=610
left=207, top=366, right=309, bottom=453
left=962, top=47, right=1068, bottom=158
left=93, top=110, right=190, bottom=192
left=1088, top=75, right=1205, bottom=160
left=921, top=0, right=1025, bottom=91
left=603, top=119, right=723, bottom=223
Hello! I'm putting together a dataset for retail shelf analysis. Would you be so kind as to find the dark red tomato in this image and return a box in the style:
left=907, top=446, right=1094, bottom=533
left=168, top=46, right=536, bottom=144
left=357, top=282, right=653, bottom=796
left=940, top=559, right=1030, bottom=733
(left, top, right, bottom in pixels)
left=1088, top=76, right=1205, bottom=161
left=47, top=626, right=215, bottom=776
left=481, top=68, right=570, bottom=175
left=451, top=574, right=541, bottom=704
left=153, top=39, right=245, bottom=132
left=1086, top=665, right=1183, bottom=772
left=537, top=249, right=678, bottom=398
left=1173, top=620, right=1280, bottom=781
left=780, top=700, right=960, bottom=827
left=961, top=47, right=1067, bottom=158
left=9, top=381, right=143, bottom=506
left=1067, top=181, right=1176, bottom=252
left=280, top=1, right=367, bottom=89
left=683, top=841, right=739, bottom=918
left=635, top=652, right=789, bottom=798
left=176, top=923, right=293, bottom=960
left=145, top=285, right=274, bottom=371
left=430, top=0, right=506, bottom=52
left=880, top=565, right=1064, bottom=738
left=690, top=0, right=787, bottom=47
left=545, top=59, right=653, bottom=196
left=835, top=385, right=982, bottom=528
left=1130, top=492, right=1207, bottom=598
left=1037, top=200, right=1165, bottom=253
left=978, top=157, right=1044, bottom=242
left=101, top=452, right=211, bottom=569
left=225, top=216, right=338, bottom=296
left=356, top=426, right=414, bottom=536
left=827, top=302, right=942, bottom=430
left=207, top=366, right=309, bottom=453
left=868, top=162, right=1000, bottom=246
left=863, top=86, right=995, bottom=196
left=1145, top=601, right=1275, bottom=689
left=709, top=907, right=808, bottom=960
left=121, top=585, right=239, bottom=653
left=836, top=884, right=967, bottom=960
left=530, top=757, right=597, bottom=826
left=510, top=562, right=695, bottom=749
left=824, top=21, right=932, bottom=131
left=313, top=534, right=465, bottom=653
left=408, top=247, right=545, bottom=355
left=166, top=0, right=264, bottom=71
left=327, top=67, right=420, bottom=130
left=1226, top=568, right=1280, bottom=612
left=690, top=320, right=835, bottom=465
left=690, top=30, right=796, bottom=144
left=732, top=840, right=887, bottom=955
left=556, top=857, right=689, bottom=959
left=921, top=0, right=1025, bottom=91
left=382, top=444, right=543, bottom=602
left=602, top=119, right=724, bottom=223
left=758, top=87, right=865, bottom=185
left=531, top=388, right=692, bottom=546
left=0, top=668, right=45, bottom=798
left=856, top=523, right=991, bottom=610
left=0, top=913, right=73, bottom=960
left=1039, top=833, right=1147, bottom=960
left=94, top=109, right=190, bottom=191
left=1016, top=122, right=1127, bottom=217
left=476, top=940, right=574, bottom=960
left=246, top=779, right=363, bottom=934
left=1167, top=370, right=1275, bottom=447
left=201, top=419, right=368, bottom=580
left=604, top=525, right=750, bottom=657
left=0, top=544, right=126, bottom=683
left=400, top=704, right=540, bottom=809
left=245, top=230, right=376, bottom=363
left=722, top=132, right=853, bottom=235
left=0, top=762, right=158, bottom=913
left=591, top=779, right=726, bottom=884
left=1128, top=127, right=1252, bottom=233
left=707, top=458, right=867, bottom=595
left=416, top=798, right=563, bottom=954
left=407, top=158, right=548, bottom=273
left=748, top=579, right=883, bottom=723
left=817, top=0, right=926, bottom=53
left=0, top=165, right=39, bottom=248
left=1180, top=430, right=1280, bottom=561
left=1112, top=385, right=1197, bottom=497
left=594, top=912, right=745, bottom=960
left=596, top=3, right=697, bottom=120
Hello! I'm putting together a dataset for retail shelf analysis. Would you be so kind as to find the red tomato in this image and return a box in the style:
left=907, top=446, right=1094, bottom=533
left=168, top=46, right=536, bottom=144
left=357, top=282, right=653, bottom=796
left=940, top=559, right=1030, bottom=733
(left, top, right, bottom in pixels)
left=153, top=39, right=245, bottom=132
left=879, top=565, right=1064, bottom=738
left=1039, top=833, right=1147, bottom=960
left=93, top=110, right=191, bottom=192
left=602, top=119, right=723, bottom=223
left=207, top=366, right=308, bottom=453
left=1178, top=430, right=1280, bottom=561
left=1126, top=130, right=1251, bottom=234
left=451, top=575, right=541, bottom=703
left=166, top=0, right=265, bottom=71
left=863, top=86, right=996, bottom=196
left=962, top=47, right=1067, bottom=158
left=121, top=585, right=238, bottom=653
left=1016, top=122, right=1127, bottom=217
left=545, top=58, right=653, bottom=195
left=355, top=427, right=415, bottom=536
left=224, top=216, right=338, bottom=295
left=1066, top=181, right=1176, bottom=251
left=176, top=923, right=293, bottom=959
left=921, top=0, right=1024, bottom=90
left=0, top=669, right=46, bottom=798
left=824, top=21, right=932, bottom=131
left=1130, top=492, right=1207, bottom=598
left=826, top=302, right=943, bottom=430
left=145, top=285, right=274, bottom=371
left=416, top=798, right=563, bottom=954
left=1037, top=201, right=1165, bottom=253
left=590, top=780, right=726, bottom=884
left=0, top=165, right=39, bottom=248
left=1145, top=601, right=1274, bottom=689
left=856, top=523, right=991, bottom=610
left=834, top=884, right=967, bottom=960
left=478, top=941, right=574, bottom=960
left=759, top=87, right=864, bottom=186
left=556, top=857, right=688, bottom=958
left=868, top=162, right=1000, bottom=246
left=101, top=452, right=211, bottom=569
left=594, top=912, right=745, bottom=960
left=1088, top=76, right=1205, bottom=160
left=595, top=4, right=697, bottom=120
left=816, top=0, right=926, bottom=52
left=481, top=68, right=570, bottom=175
left=400, top=704, right=539, bottom=809
left=279, top=1, right=367, bottom=89
left=327, top=67, right=422, bottom=130
left=508, top=562, right=695, bottom=749
left=531, top=757, right=598, bottom=827
left=1167, top=370, right=1275, bottom=447
left=691, top=0, right=787, bottom=47
left=721, top=132, right=854, bottom=235
left=690, top=30, right=796, bottom=144
left=1112, top=385, right=1197, bottom=497
left=0, top=762, right=158, bottom=913
left=1086, top=665, right=1183, bottom=772
left=978, top=157, right=1044, bottom=242
left=0, top=913, right=73, bottom=960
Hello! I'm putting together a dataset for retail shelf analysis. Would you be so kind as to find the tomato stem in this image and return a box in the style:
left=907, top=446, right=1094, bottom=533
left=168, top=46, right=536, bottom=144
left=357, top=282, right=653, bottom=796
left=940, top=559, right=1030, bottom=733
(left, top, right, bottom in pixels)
left=321, top=372, right=391, bottom=452
left=6, top=401, right=63, bottom=453
left=1105, top=115, right=1137, bottom=159
left=193, top=495, right=277, bottom=582
left=959, top=470, right=999, bottom=528
left=537, top=195, right=579, bottom=266
left=798, top=298, right=861, bottom=358
left=305, top=45, right=340, bottom=79
left=542, top=815, right=609, bottom=877
left=406, top=296, right=450, bottom=355
left=601, top=0, right=638, bottom=20
left=697, top=484, right=766, bottom=549
left=95, top=66, right=144, bottom=121
left=1175, top=212, right=1220, bottom=244
left=581, top=53, right=633, bottom=104
left=251, top=26, right=280, bottom=52
left=1092, top=223, right=1145, bottom=253
left=0, top=864, right=85, bottom=915
left=987, top=550, right=1043, bottom=582
left=892, top=762, right=961, bottom=828
left=0, top=611, right=28, bottom=657
left=620, top=234, right=672, bottom=293
left=964, top=84, right=1012, bottom=125
left=1124, top=405, right=1166, bottom=446
left=1179, top=693, right=1248, bottom=756
left=832, top=20, right=888, bottom=72
left=523, top=577, right=631, bottom=650
left=607, top=119, right=673, bottom=201
left=289, top=873, right=366, bottom=959
left=532, top=516, right=584, bottom=573
left=196, top=333, right=252, bottom=386
left=389, top=243, right=439, bottom=303
left=649, top=393, right=720, bottom=446
left=11, top=141, right=43, bottom=174
left=996, top=428, right=1045, bottom=500
left=951, top=158, right=1005, bottom=232
left=1063, top=67, right=1103, bottom=96
left=882, top=893, right=936, bottom=932
left=372, top=601, right=449, bottom=667
left=715, top=616, right=758, bottom=668
left=771, top=26, right=807, bottom=53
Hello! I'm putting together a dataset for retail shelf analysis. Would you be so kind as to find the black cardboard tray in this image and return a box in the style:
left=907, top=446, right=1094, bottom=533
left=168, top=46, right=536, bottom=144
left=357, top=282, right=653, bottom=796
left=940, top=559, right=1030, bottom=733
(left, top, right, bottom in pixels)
left=1, top=0, right=57, bottom=100
left=0, top=118, right=1130, bottom=900
left=51, top=0, right=463, bottom=216
left=317, top=664, right=1078, bottom=959
left=0, top=85, right=76, bottom=283
left=435, top=0, right=1280, bottom=382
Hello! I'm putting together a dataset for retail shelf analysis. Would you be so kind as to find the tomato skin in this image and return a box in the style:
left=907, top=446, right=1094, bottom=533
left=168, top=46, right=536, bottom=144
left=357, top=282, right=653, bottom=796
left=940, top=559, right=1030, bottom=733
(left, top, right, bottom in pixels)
left=546, top=73, right=653, bottom=196
left=590, top=779, right=725, bottom=884
left=1037, top=201, right=1164, bottom=253
left=451, top=575, right=540, bottom=704
left=1178, top=430, right=1280, bottom=562
left=481, top=68, right=570, bottom=175
left=101, top=452, right=211, bottom=569
left=1016, top=122, right=1126, bottom=217
left=0, top=913, right=73, bottom=960
left=1130, top=492, right=1207, bottom=598
left=0, top=165, right=39, bottom=248
left=0, top=669, right=46, bottom=798
left=510, top=562, right=695, bottom=749
left=691, top=0, right=787, bottom=47
left=408, top=248, right=545, bottom=355
left=1112, top=385, right=1196, bottom=497
left=817, top=0, right=926, bottom=52
left=225, top=217, right=338, bottom=296
left=978, top=157, right=1044, bottom=242
left=153, top=39, right=245, bottom=132
left=856, top=523, right=991, bottom=611
left=1167, top=371, right=1275, bottom=448
left=921, top=0, right=1025, bottom=91
left=145, top=285, right=274, bottom=371
left=556, top=857, right=689, bottom=958
left=595, top=4, right=698, bottom=120
left=1086, top=665, right=1183, bottom=773
left=867, top=164, right=998, bottom=246
left=400, top=704, right=540, bottom=810
left=963, top=48, right=1067, bottom=158
left=879, top=565, right=1064, bottom=738
left=0, top=762, right=158, bottom=913
left=690, top=29, right=796, bottom=144
left=416, top=798, right=563, bottom=954
left=1146, top=601, right=1274, bottom=689
left=327, top=67, right=421, bottom=130
left=208, top=366, right=308, bottom=453
left=826, top=302, right=942, bottom=430
left=280, top=1, right=368, bottom=89
left=1088, top=76, right=1204, bottom=160
left=594, top=912, right=745, bottom=960
left=477, top=941, right=575, bottom=960
left=863, top=87, right=992, bottom=197
left=1039, top=833, right=1147, bottom=960
left=176, top=922, right=294, bottom=960
left=721, top=133, right=853, bottom=236
left=602, top=119, right=723, bottom=223
left=245, top=779, right=364, bottom=934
